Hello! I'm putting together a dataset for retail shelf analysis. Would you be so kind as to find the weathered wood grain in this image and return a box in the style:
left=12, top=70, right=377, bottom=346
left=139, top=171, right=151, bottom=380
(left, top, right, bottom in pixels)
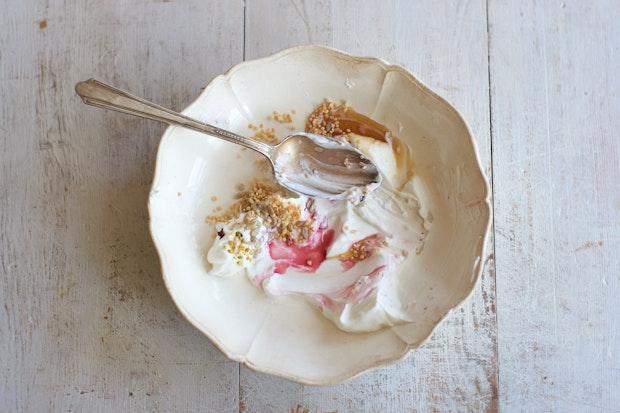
left=0, top=1, right=243, bottom=411
left=3, top=0, right=617, bottom=410
left=489, top=0, right=620, bottom=411
left=241, top=1, right=498, bottom=411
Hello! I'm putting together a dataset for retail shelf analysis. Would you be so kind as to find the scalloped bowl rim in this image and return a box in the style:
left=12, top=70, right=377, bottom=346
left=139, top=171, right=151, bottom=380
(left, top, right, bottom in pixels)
left=148, top=44, right=492, bottom=385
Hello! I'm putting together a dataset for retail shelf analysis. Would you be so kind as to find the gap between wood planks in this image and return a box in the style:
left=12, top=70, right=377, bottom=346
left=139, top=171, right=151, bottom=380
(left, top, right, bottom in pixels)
left=485, top=0, right=501, bottom=405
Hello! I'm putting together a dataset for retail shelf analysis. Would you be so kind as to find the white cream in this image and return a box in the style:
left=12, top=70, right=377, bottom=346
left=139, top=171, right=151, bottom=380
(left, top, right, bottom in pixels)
left=347, top=133, right=411, bottom=189
left=206, top=132, right=429, bottom=332
left=207, top=213, right=267, bottom=276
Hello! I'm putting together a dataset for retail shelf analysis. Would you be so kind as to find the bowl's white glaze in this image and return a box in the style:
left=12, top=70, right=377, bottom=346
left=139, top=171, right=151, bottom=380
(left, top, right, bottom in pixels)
left=148, top=45, right=491, bottom=385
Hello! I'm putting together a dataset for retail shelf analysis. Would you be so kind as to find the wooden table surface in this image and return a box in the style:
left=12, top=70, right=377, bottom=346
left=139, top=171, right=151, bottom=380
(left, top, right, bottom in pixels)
left=1, top=1, right=618, bottom=411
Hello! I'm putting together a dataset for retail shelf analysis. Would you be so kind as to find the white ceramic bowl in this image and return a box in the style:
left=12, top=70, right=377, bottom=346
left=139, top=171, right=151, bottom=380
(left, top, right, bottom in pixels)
left=149, top=45, right=491, bottom=385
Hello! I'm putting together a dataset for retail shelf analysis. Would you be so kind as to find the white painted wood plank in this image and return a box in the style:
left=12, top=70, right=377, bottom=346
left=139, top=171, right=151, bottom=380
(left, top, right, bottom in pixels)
left=0, top=1, right=243, bottom=411
left=489, top=0, right=620, bottom=411
left=242, top=1, right=497, bottom=411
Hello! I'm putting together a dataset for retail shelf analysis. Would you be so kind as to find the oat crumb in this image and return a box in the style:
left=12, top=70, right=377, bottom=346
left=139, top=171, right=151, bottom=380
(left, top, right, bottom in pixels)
left=305, top=99, right=351, bottom=138
left=269, top=110, right=294, bottom=124
left=249, top=124, right=278, bottom=144
left=208, top=180, right=314, bottom=243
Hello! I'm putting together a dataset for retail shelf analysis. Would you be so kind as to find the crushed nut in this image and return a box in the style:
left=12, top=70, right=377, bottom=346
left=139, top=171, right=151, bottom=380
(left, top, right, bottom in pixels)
left=208, top=181, right=314, bottom=243
left=306, top=99, right=351, bottom=138
left=248, top=123, right=278, bottom=144
left=267, top=110, right=294, bottom=123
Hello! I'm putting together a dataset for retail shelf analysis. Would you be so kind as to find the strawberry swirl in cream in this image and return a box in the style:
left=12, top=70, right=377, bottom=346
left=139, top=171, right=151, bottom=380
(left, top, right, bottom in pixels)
left=206, top=101, right=429, bottom=332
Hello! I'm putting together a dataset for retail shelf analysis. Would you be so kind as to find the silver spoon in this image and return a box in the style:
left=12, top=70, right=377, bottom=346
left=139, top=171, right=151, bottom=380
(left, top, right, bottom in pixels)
left=75, top=79, right=381, bottom=202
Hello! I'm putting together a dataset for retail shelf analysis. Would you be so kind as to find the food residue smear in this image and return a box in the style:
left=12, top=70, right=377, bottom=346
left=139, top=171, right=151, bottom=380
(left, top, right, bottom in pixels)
left=206, top=100, right=429, bottom=332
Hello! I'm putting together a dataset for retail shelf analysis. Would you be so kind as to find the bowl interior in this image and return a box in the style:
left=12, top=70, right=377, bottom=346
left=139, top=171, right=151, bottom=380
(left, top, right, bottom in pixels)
left=149, top=46, right=490, bottom=384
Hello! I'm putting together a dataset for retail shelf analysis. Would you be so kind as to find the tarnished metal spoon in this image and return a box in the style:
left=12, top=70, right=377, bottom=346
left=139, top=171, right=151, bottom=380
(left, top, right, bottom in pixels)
left=75, top=79, right=380, bottom=202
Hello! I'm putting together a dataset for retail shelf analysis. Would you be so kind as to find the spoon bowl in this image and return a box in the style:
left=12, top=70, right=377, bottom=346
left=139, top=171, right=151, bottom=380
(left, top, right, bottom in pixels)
left=273, top=132, right=381, bottom=201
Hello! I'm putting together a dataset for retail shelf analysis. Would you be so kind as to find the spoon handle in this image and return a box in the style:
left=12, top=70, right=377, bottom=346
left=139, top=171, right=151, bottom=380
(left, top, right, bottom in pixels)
left=75, top=79, right=273, bottom=156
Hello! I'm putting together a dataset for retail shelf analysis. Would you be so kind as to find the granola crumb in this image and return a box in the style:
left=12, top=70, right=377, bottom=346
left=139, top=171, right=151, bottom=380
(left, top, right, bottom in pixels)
left=268, top=110, right=294, bottom=123
left=305, top=98, right=351, bottom=138
left=210, top=196, right=218, bottom=202
left=248, top=123, right=278, bottom=144
left=337, top=235, right=383, bottom=263
left=208, top=180, right=313, bottom=243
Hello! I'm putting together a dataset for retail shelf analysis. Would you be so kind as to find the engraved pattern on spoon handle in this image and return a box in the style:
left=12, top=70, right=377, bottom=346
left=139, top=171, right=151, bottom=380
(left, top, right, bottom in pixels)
left=75, top=78, right=273, bottom=156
